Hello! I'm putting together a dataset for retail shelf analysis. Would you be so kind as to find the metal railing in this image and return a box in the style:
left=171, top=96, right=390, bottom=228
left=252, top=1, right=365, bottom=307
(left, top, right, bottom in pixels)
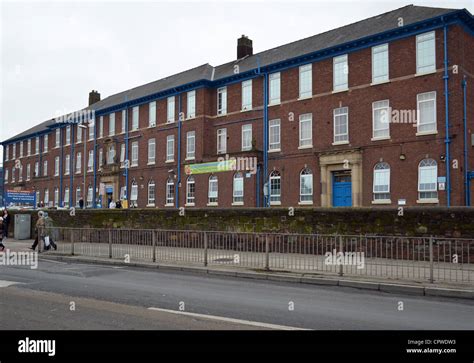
left=44, top=227, right=474, bottom=284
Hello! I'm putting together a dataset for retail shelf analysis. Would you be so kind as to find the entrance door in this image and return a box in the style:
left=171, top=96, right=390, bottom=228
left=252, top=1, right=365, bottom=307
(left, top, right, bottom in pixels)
left=332, top=171, right=352, bottom=207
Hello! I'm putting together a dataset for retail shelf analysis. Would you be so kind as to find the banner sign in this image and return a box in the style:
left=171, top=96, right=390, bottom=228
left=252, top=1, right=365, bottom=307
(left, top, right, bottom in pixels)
left=184, top=160, right=236, bottom=175
left=5, top=190, right=36, bottom=205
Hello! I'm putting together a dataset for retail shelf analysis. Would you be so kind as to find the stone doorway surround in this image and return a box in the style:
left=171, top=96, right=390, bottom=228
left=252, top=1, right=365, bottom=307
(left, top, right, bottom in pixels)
left=319, top=149, right=363, bottom=207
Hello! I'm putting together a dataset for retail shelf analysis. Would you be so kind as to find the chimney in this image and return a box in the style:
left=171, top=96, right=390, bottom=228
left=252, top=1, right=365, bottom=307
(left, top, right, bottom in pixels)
left=89, top=90, right=101, bottom=106
left=237, top=35, right=253, bottom=59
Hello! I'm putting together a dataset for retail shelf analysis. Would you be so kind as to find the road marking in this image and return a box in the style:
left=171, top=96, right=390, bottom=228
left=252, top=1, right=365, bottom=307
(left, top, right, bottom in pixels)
left=0, top=280, right=22, bottom=288
left=39, top=258, right=69, bottom=265
left=147, top=307, right=307, bottom=330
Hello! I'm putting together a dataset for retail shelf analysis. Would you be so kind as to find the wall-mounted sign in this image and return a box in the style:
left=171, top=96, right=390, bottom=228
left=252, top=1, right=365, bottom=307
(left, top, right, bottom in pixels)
left=5, top=190, right=36, bottom=205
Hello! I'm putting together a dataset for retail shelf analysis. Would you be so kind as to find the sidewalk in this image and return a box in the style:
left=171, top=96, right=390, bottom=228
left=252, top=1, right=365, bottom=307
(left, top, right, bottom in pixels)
left=3, top=239, right=473, bottom=299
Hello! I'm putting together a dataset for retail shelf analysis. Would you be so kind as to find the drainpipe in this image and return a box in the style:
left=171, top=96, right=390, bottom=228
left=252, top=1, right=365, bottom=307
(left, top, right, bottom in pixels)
left=93, top=115, right=98, bottom=208
left=176, top=92, right=182, bottom=208
left=124, top=96, right=129, bottom=208
left=462, top=77, right=469, bottom=205
left=70, top=126, right=75, bottom=207
left=263, top=72, right=269, bottom=207
left=443, top=23, right=451, bottom=207
left=256, top=164, right=260, bottom=207
left=59, top=126, right=64, bottom=207
left=2, top=144, right=5, bottom=207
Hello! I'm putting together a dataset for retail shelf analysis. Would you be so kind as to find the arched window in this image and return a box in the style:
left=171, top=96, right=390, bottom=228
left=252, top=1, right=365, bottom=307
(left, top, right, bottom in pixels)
left=299, top=168, right=313, bottom=203
left=418, top=159, right=438, bottom=200
left=208, top=175, right=218, bottom=204
left=186, top=176, right=195, bottom=205
left=130, top=180, right=138, bottom=208
left=44, top=189, right=49, bottom=206
left=54, top=187, right=59, bottom=207
left=166, top=177, right=175, bottom=206
left=75, top=187, right=81, bottom=207
left=233, top=173, right=244, bottom=204
left=269, top=170, right=281, bottom=204
left=147, top=180, right=156, bottom=206
left=373, top=162, right=390, bottom=201
left=64, top=187, right=70, bottom=208
left=87, top=185, right=93, bottom=208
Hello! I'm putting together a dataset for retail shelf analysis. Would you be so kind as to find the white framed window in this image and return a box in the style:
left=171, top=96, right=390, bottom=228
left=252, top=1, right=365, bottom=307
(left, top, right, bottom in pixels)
left=241, top=124, right=252, bottom=151
left=167, top=96, right=175, bottom=123
left=76, top=152, right=82, bottom=173
left=36, top=190, right=40, bottom=205
left=149, top=102, right=156, bottom=127
left=66, top=125, right=71, bottom=145
left=372, top=100, right=390, bottom=139
left=269, top=119, right=281, bottom=151
left=299, top=113, right=312, bottom=147
left=299, top=64, right=312, bottom=99
left=109, top=113, right=115, bottom=136
left=11, top=167, right=15, bottom=183
left=269, top=72, right=280, bottom=105
left=87, top=150, right=93, bottom=172
left=43, top=160, right=48, bottom=177
left=131, top=141, right=139, bottom=166
left=4, top=169, right=8, bottom=184
left=26, top=163, right=31, bottom=180
left=35, top=136, right=39, bottom=154
left=107, top=145, right=115, bottom=165
left=269, top=170, right=281, bottom=204
left=130, top=180, right=138, bottom=207
left=233, top=172, right=244, bottom=204
left=76, top=126, right=82, bottom=143
left=373, top=162, right=390, bottom=201
left=5, top=145, right=9, bottom=161
left=27, top=139, right=31, bottom=156
left=43, top=134, right=48, bottom=152
left=186, top=176, right=195, bottom=205
left=166, top=135, right=174, bottom=161
left=122, top=110, right=126, bottom=133
left=98, top=148, right=104, bottom=167
left=372, top=43, right=389, bottom=83
left=87, top=185, right=93, bottom=208
left=186, top=131, right=195, bottom=160
left=416, top=31, right=436, bottom=74
left=166, top=177, right=174, bottom=206
left=88, top=121, right=94, bottom=140
left=418, top=159, right=438, bottom=200
left=65, top=154, right=70, bottom=175
left=34, top=161, right=39, bottom=177
left=120, top=144, right=125, bottom=167
left=217, top=128, right=227, bottom=154
left=75, top=187, right=81, bottom=207
left=12, top=143, right=16, bottom=159
left=99, top=116, right=104, bottom=138
left=300, top=168, right=313, bottom=203
left=187, top=91, right=196, bottom=119
left=147, top=180, right=155, bottom=206
left=19, top=141, right=23, bottom=158
left=132, top=107, right=139, bottom=130
left=64, top=187, right=70, bottom=208
left=217, top=87, right=227, bottom=115
left=44, top=189, right=49, bottom=205
left=148, top=138, right=156, bottom=164
left=417, top=91, right=437, bottom=134
left=333, top=54, right=348, bottom=91
left=241, top=80, right=252, bottom=110
left=54, top=187, right=59, bottom=207
left=208, top=175, right=218, bottom=204
left=333, top=107, right=349, bottom=143
left=18, top=164, right=23, bottom=182
left=54, top=156, right=60, bottom=176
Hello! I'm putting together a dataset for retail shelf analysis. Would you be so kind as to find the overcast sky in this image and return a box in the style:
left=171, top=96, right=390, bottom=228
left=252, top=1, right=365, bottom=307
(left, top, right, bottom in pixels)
left=0, top=0, right=472, bottom=164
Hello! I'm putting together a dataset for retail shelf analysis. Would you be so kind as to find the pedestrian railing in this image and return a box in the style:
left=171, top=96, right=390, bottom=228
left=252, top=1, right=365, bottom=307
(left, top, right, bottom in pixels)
left=45, top=227, right=474, bottom=284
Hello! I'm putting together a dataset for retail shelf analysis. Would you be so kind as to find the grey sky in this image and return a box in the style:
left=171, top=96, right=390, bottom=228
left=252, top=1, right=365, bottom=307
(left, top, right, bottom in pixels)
left=0, top=0, right=472, bottom=164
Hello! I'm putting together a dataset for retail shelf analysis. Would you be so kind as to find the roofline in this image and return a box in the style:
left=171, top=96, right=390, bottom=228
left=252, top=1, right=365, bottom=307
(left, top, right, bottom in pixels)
left=2, top=8, right=473, bottom=146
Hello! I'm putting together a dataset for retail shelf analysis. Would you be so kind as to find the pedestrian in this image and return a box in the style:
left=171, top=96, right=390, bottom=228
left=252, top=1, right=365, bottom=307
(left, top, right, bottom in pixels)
left=30, top=211, right=46, bottom=251
left=116, top=200, right=122, bottom=209
left=42, top=212, right=57, bottom=251
left=79, top=198, right=84, bottom=209
left=109, top=200, right=116, bottom=209
left=2, top=209, right=10, bottom=240
left=0, top=217, right=5, bottom=252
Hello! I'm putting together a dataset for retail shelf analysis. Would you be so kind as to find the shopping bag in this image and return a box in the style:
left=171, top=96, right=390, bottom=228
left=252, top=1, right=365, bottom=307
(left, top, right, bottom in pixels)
left=44, top=236, right=50, bottom=247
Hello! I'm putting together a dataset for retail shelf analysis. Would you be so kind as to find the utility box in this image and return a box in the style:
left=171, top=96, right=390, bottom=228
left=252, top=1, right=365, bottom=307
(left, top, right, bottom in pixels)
left=14, top=214, right=31, bottom=240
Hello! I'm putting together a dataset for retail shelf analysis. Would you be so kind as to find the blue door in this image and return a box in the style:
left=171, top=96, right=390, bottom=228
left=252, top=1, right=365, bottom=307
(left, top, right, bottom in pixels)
left=333, top=172, right=352, bottom=207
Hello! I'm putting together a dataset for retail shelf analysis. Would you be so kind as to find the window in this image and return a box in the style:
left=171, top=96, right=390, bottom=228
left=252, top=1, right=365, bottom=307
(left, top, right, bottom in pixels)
left=269, top=170, right=281, bottom=204
left=372, top=100, right=390, bottom=139
left=43, top=134, right=48, bottom=152
left=19, top=141, right=23, bottom=158
left=26, top=164, right=31, bottom=181
left=242, top=80, right=252, bottom=110
left=34, top=161, right=39, bottom=177
left=43, top=160, right=48, bottom=176
left=54, top=187, right=59, bottom=207
left=107, top=145, right=115, bottom=165
left=186, top=131, right=195, bottom=159
left=166, top=177, right=174, bottom=205
left=65, top=126, right=71, bottom=145
left=4, top=169, right=8, bottom=184
left=54, top=157, right=60, bottom=176
left=88, top=121, right=94, bottom=140
left=300, top=168, right=313, bottom=203
left=98, top=148, right=104, bottom=167
left=99, top=117, right=104, bottom=137
left=76, top=126, right=82, bottom=143
left=147, top=180, right=155, bottom=206
left=187, top=91, right=196, bottom=119
left=109, top=113, right=115, bottom=135
left=87, top=185, right=93, bottom=208
left=120, top=144, right=125, bottom=167
left=5, top=145, right=9, bottom=161
left=416, top=31, right=436, bottom=74
left=11, top=167, right=15, bottom=183
left=372, top=44, right=389, bottom=83
left=44, top=189, right=49, bottom=206
left=217, top=128, right=227, bottom=154
left=75, top=187, right=81, bottom=207
left=76, top=152, right=82, bottom=173
left=131, top=141, right=139, bottom=166
left=166, top=135, right=174, bottom=161
left=299, top=114, right=312, bottom=147
left=132, top=107, right=139, bottom=130
left=148, top=138, right=156, bottom=164
left=65, top=154, right=70, bottom=175
left=167, top=96, right=175, bottom=123
left=12, top=143, right=16, bottom=159
left=299, top=64, right=312, bottom=98
left=149, top=102, right=156, bottom=127
left=121, top=110, right=126, bottom=133
left=18, top=164, right=23, bottom=182
left=233, top=173, right=244, bottom=204
left=88, top=150, right=93, bottom=172
left=64, top=187, right=70, bottom=208
left=27, top=139, right=31, bottom=156
left=241, top=124, right=252, bottom=151
left=217, top=87, right=227, bottom=115
left=418, top=159, right=438, bottom=200
left=333, top=54, right=348, bottom=91
left=333, top=107, right=349, bottom=143
left=208, top=175, right=218, bottom=204
left=417, top=91, right=437, bottom=134
left=373, top=162, right=390, bottom=201
left=269, top=72, right=280, bottom=105
left=269, top=119, right=281, bottom=151
left=130, top=180, right=138, bottom=207
left=35, top=136, right=39, bottom=154
left=186, top=176, right=195, bottom=205
left=36, top=190, right=40, bottom=205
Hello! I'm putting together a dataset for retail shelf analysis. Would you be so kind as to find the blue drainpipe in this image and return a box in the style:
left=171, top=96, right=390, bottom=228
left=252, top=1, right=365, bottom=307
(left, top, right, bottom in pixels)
left=176, top=92, right=182, bottom=208
left=462, top=77, right=469, bottom=206
left=443, top=23, right=451, bottom=207
left=70, top=125, right=75, bottom=207
left=124, top=96, right=129, bottom=207
left=59, top=126, right=64, bottom=207
left=263, top=72, right=269, bottom=207
left=93, top=115, right=98, bottom=208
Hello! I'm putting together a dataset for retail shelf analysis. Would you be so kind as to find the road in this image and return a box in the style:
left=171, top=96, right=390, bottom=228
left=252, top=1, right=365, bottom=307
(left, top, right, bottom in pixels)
left=0, top=258, right=473, bottom=330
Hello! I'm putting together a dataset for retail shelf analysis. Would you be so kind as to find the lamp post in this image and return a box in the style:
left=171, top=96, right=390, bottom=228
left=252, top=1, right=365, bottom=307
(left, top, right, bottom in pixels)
left=78, top=124, right=88, bottom=208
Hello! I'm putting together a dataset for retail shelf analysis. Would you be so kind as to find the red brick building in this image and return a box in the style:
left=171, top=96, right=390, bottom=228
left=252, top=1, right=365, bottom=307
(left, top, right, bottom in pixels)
left=2, top=5, right=474, bottom=209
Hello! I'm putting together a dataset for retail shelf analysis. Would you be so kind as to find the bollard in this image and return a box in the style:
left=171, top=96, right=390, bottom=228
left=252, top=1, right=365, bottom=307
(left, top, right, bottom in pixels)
left=429, top=236, right=434, bottom=283
left=203, top=231, right=208, bottom=267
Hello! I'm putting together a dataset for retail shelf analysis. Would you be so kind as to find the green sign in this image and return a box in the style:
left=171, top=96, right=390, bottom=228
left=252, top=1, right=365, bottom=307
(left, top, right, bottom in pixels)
left=185, top=159, right=236, bottom=175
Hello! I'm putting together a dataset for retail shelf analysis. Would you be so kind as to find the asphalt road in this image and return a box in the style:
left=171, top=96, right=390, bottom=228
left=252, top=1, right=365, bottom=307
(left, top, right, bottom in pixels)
left=1, top=258, right=473, bottom=330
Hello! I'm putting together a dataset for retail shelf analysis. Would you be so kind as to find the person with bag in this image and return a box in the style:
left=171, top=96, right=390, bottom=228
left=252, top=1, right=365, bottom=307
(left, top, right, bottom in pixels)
left=30, top=211, right=46, bottom=252
left=2, top=209, right=10, bottom=240
left=43, top=212, right=57, bottom=251
left=0, top=217, right=6, bottom=251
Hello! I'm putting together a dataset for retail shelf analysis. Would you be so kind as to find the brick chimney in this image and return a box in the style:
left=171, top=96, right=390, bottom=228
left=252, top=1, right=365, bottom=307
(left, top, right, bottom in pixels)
left=89, top=90, right=101, bottom=106
left=237, top=35, right=253, bottom=59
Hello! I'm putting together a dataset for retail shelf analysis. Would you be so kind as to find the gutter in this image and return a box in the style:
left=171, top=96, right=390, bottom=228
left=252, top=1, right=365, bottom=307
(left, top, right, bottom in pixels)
left=443, top=23, right=451, bottom=207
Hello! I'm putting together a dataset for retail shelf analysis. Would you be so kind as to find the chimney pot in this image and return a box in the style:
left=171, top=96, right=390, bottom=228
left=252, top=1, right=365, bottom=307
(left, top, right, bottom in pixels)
left=237, top=35, right=253, bottom=59
left=89, top=90, right=101, bottom=106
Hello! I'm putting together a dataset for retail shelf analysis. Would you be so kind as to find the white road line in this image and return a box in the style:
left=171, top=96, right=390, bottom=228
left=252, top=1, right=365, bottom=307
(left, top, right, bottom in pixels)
left=0, top=280, right=22, bottom=288
left=39, top=258, right=69, bottom=265
left=147, top=307, right=307, bottom=330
